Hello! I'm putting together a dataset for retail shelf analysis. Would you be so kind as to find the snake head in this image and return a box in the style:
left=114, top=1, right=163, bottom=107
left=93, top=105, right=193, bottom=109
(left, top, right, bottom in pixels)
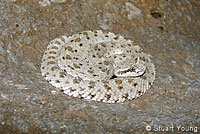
left=115, top=57, right=146, bottom=77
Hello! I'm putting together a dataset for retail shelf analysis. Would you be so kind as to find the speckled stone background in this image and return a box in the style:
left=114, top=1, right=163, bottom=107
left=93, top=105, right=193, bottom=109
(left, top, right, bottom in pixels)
left=0, top=0, right=199, bottom=133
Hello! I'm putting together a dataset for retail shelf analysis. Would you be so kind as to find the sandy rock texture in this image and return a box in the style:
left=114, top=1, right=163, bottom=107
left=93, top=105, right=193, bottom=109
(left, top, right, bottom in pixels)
left=0, top=0, right=199, bottom=133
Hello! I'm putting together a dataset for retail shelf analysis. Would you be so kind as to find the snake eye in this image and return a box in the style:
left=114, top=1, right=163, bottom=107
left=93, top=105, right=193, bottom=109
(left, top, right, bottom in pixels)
left=110, top=75, right=117, bottom=79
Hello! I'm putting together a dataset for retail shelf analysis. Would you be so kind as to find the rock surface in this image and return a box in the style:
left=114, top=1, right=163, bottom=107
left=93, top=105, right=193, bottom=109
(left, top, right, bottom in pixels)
left=0, top=0, right=199, bottom=133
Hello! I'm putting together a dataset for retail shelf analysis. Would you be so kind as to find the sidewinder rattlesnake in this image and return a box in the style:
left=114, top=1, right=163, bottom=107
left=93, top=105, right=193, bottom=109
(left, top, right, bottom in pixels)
left=41, top=30, right=156, bottom=103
